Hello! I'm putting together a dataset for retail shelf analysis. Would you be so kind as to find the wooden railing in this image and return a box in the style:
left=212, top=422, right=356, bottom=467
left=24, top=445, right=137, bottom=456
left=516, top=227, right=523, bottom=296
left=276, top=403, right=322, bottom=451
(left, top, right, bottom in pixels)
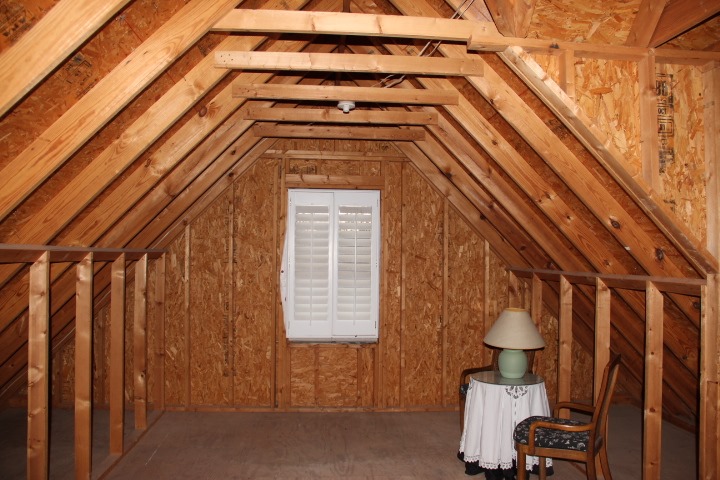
left=0, top=244, right=164, bottom=479
left=509, top=266, right=716, bottom=480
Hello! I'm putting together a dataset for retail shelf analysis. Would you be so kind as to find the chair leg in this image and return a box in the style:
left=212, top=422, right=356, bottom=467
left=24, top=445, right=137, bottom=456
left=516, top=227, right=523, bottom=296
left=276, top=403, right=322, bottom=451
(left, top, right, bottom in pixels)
left=539, top=457, right=547, bottom=480
left=599, top=446, right=613, bottom=480
left=516, top=446, right=527, bottom=480
left=459, top=395, right=466, bottom=432
left=586, top=454, right=597, bottom=480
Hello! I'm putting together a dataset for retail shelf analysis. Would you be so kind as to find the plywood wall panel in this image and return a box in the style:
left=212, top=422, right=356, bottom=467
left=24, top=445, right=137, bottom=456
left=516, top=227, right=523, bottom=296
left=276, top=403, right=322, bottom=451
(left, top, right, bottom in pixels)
left=444, top=207, right=486, bottom=406
left=487, top=248, right=509, bottom=321
left=189, top=191, right=233, bottom=406
left=163, top=232, right=188, bottom=406
left=290, top=346, right=316, bottom=407
left=539, top=309, right=559, bottom=406
left=659, top=64, right=707, bottom=244
left=575, top=58, right=641, bottom=170
left=233, top=159, right=277, bottom=406
left=380, top=161, right=403, bottom=408
left=93, top=304, right=109, bottom=405
left=358, top=346, right=375, bottom=407
left=531, top=0, right=639, bottom=45
left=0, top=0, right=59, bottom=52
left=124, top=278, right=135, bottom=405
left=317, top=346, right=358, bottom=407
left=401, top=164, right=444, bottom=407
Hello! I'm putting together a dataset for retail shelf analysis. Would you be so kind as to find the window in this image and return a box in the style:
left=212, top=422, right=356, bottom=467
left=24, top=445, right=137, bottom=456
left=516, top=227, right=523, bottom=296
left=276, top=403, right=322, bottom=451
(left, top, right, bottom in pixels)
left=282, top=189, right=380, bottom=342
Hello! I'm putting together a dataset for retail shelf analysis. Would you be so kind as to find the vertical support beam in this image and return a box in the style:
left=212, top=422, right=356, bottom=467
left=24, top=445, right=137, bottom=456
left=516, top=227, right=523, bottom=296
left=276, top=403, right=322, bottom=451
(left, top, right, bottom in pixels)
left=27, top=251, right=50, bottom=480
left=441, top=200, right=449, bottom=405
left=530, top=273, right=543, bottom=373
left=482, top=240, right=492, bottom=365
left=701, top=61, right=719, bottom=480
left=704, top=62, right=720, bottom=258
left=153, top=254, right=166, bottom=411
left=109, top=254, right=126, bottom=455
left=133, top=254, right=148, bottom=430
left=557, top=275, right=573, bottom=416
left=594, top=278, right=611, bottom=401
left=558, top=49, right=576, bottom=100
left=184, top=225, right=191, bottom=407
left=639, top=52, right=661, bottom=190
left=508, top=271, right=521, bottom=308
left=643, top=281, right=664, bottom=480
left=75, top=253, right=94, bottom=480
left=700, top=274, right=719, bottom=479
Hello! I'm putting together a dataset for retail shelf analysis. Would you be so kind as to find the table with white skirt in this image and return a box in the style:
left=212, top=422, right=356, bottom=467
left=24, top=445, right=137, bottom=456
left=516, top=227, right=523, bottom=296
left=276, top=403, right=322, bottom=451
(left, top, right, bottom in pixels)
left=459, top=370, right=553, bottom=477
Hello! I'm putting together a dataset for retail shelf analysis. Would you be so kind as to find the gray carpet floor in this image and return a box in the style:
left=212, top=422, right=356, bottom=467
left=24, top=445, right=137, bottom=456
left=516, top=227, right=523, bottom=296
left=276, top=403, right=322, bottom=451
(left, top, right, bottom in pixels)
left=0, top=405, right=696, bottom=479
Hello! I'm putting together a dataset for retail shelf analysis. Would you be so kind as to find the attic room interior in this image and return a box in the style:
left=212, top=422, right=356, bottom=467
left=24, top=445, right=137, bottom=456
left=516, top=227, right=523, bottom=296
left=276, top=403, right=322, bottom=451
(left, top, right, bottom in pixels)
left=0, top=0, right=719, bottom=478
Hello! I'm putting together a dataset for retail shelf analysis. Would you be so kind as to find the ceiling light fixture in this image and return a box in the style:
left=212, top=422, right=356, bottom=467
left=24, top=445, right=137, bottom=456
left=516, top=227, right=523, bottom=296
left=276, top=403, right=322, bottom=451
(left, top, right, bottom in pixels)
left=337, top=100, right=355, bottom=114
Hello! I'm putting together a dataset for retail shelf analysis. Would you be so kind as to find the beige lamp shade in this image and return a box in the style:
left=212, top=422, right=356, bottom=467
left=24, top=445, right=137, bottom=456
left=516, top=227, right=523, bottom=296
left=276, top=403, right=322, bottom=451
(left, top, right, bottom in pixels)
left=484, top=307, right=546, bottom=350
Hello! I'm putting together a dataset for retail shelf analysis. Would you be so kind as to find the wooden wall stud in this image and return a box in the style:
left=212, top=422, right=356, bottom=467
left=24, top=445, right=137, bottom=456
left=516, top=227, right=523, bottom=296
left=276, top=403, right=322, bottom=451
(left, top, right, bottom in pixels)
left=27, top=252, right=50, bottom=479
left=109, top=254, right=126, bottom=455
left=75, top=253, right=94, bottom=479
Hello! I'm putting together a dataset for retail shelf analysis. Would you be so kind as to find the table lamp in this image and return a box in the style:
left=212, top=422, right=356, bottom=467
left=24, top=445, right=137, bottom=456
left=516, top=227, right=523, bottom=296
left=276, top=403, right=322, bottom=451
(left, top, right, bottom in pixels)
left=484, top=307, right=545, bottom=378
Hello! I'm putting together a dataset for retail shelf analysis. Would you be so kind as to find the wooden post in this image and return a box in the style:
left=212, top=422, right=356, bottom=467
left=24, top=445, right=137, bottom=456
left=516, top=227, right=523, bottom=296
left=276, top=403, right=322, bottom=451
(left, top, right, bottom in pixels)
left=700, top=274, right=719, bottom=480
left=109, top=254, right=126, bottom=455
left=558, top=49, right=576, bottom=99
left=75, top=253, right=94, bottom=479
left=643, top=281, right=664, bottom=480
left=133, top=254, right=148, bottom=430
left=701, top=61, right=719, bottom=480
left=594, top=278, right=611, bottom=402
left=531, top=273, right=542, bottom=373
left=483, top=240, right=491, bottom=365
left=638, top=52, right=660, bottom=191
left=27, top=251, right=50, bottom=479
left=154, top=254, right=166, bottom=411
left=557, top=275, right=572, bottom=416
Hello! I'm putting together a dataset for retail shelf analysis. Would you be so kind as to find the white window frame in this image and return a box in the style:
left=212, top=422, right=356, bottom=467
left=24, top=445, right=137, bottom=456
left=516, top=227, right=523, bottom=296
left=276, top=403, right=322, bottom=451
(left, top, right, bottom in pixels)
left=283, top=189, right=380, bottom=342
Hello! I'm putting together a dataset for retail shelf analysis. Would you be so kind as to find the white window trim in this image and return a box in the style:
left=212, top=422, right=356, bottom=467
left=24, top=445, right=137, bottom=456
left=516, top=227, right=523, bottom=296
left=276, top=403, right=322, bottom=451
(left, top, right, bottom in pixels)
left=282, top=189, right=380, bottom=342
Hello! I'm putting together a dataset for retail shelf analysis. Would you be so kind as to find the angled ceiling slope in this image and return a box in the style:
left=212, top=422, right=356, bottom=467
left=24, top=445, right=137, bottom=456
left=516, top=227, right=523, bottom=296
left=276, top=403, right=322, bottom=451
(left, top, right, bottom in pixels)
left=0, top=0, right=718, bottom=429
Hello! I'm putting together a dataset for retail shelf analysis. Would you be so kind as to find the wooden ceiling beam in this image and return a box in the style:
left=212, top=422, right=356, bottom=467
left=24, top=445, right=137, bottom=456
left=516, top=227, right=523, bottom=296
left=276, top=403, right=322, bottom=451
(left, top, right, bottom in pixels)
left=233, top=83, right=458, bottom=104
left=245, top=107, right=438, bottom=124
left=484, top=0, right=537, bottom=38
left=0, top=0, right=240, bottom=224
left=212, top=8, right=484, bottom=41
left=0, top=0, right=131, bottom=119
left=625, top=0, right=668, bottom=47
left=252, top=123, right=426, bottom=140
left=216, top=51, right=484, bottom=76
left=0, top=244, right=163, bottom=264
left=650, top=0, right=720, bottom=47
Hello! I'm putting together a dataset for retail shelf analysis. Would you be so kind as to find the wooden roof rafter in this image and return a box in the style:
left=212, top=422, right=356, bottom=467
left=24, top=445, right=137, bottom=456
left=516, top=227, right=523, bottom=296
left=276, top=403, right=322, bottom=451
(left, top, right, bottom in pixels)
left=215, top=50, right=484, bottom=76
left=233, top=83, right=459, bottom=104
left=244, top=107, right=438, bottom=124
left=0, top=0, right=242, bottom=224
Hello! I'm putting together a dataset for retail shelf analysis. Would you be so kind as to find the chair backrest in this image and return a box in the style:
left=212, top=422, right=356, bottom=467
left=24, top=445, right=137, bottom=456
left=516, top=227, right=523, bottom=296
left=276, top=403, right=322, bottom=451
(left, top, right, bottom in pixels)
left=592, top=354, right=622, bottom=442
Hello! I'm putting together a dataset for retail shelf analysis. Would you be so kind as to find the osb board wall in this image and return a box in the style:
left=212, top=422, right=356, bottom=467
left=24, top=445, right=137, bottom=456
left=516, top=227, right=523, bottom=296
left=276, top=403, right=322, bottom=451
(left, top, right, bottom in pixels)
left=531, top=52, right=709, bottom=245
left=149, top=138, right=551, bottom=411
left=657, top=63, right=707, bottom=245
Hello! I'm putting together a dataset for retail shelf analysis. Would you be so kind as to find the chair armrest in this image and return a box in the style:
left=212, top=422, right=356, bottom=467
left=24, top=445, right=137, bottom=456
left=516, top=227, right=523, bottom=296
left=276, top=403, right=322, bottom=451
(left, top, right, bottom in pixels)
left=553, top=401, right=595, bottom=416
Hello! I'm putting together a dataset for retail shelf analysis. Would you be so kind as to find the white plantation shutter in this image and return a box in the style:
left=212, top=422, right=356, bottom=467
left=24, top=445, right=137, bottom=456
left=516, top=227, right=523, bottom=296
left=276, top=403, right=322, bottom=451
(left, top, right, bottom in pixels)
left=334, top=204, right=376, bottom=337
left=287, top=192, right=333, bottom=338
left=286, top=189, right=379, bottom=341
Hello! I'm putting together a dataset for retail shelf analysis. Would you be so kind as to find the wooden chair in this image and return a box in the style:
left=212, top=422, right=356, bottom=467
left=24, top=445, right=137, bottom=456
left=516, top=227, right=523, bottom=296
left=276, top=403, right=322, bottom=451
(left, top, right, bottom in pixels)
left=458, top=349, right=534, bottom=431
left=513, top=354, right=622, bottom=480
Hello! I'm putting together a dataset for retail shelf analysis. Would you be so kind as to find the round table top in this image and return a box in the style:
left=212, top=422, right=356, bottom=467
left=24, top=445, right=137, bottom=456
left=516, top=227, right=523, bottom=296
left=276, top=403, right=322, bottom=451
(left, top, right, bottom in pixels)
left=470, top=370, right=544, bottom=386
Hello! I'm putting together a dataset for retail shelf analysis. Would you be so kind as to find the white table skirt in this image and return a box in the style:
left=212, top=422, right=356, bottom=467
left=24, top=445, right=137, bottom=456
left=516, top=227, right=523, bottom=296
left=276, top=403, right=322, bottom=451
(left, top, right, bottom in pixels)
left=459, top=375, right=552, bottom=470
